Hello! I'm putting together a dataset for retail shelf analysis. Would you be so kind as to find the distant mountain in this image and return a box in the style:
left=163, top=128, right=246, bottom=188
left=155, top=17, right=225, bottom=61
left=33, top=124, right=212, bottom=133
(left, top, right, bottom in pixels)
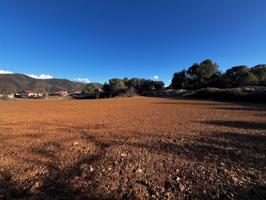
left=0, top=73, right=102, bottom=93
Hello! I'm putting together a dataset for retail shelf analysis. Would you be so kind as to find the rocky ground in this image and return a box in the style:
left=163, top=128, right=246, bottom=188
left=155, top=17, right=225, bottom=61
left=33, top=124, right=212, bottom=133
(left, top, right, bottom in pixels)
left=0, top=96, right=265, bottom=199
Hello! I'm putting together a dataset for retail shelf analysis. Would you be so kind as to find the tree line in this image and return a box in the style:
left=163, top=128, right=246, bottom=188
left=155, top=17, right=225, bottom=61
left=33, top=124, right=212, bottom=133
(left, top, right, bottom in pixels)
left=170, top=59, right=266, bottom=90
left=102, top=78, right=164, bottom=97
left=83, top=59, right=266, bottom=97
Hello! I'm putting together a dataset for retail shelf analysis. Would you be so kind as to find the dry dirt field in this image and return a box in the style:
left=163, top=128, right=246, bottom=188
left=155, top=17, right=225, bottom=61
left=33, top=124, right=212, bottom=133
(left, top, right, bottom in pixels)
left=0, top=96, right=266, bottom=199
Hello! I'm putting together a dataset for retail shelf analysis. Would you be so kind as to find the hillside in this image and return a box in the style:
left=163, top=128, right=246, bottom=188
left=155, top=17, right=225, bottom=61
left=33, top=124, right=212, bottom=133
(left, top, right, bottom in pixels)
left=0, top=74, right=101, bottom=93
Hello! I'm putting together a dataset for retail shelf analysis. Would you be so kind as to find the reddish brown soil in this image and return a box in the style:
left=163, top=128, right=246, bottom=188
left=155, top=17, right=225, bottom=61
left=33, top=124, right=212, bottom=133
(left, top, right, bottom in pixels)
left=0, top=96, right=266, bottom=199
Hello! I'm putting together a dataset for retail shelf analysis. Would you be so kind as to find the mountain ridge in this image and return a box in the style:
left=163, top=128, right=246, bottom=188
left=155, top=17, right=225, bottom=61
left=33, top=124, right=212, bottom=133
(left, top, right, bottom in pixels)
left=0, top=73, right=102, bottom=93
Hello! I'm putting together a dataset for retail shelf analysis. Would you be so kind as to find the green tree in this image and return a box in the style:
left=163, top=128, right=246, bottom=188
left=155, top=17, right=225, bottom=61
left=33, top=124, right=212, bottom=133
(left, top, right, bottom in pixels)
left=128, top=78, right=143, bottom=91
left=109, top=78, right=127, bottom=92
left=141, top=80, right=154, bottom=91
left=153, top=81, right=164, bottom=90
left=170, top=70, right=187, bottom=89
left=224, top=65, right=250, bottom=87
left=235, top=73, right=258, bottom=87
left=102, top=83, right=111, bottom=92
left=225, top=65, right=250, bottom=77
left=251, top=65, right=266, bottom=83
left=187, top=59, right=219, bottom=88
left=82, top=87, right=96, bottom=94
left=123, top=77, right=129, bottom=87
left=206, top=72, right=223, bottom=88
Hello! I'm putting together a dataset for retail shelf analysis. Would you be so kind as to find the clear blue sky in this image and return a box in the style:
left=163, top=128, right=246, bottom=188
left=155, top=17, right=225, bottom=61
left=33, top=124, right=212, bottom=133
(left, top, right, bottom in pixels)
left=0, top=0, right=265, bottom=84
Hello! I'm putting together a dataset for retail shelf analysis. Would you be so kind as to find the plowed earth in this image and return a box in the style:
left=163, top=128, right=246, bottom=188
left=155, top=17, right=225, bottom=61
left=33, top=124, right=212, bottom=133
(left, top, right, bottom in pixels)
left=0, top=96, right=266, bottom=199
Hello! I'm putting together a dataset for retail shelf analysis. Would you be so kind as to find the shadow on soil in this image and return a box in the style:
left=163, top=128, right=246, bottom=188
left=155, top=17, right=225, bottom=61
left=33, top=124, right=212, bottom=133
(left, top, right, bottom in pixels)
left=153, top=97, right=266, bottom=112
left=214, top=107, right=264, bottom=111
left=1, top=121, right=266, bottom=199
left=203, top=120, right=266, bottom=131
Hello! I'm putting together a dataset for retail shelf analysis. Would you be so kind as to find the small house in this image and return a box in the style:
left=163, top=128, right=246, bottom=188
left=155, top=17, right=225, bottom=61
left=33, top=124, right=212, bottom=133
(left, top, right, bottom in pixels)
left=21, top=90, right=34, bottom=98
left=15, top=90, right=44, bottom=99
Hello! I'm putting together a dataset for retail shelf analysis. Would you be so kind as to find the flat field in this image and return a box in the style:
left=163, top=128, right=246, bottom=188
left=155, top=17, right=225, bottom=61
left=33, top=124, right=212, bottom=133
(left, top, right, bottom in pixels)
left=0, top=96, right=265, bottom=199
